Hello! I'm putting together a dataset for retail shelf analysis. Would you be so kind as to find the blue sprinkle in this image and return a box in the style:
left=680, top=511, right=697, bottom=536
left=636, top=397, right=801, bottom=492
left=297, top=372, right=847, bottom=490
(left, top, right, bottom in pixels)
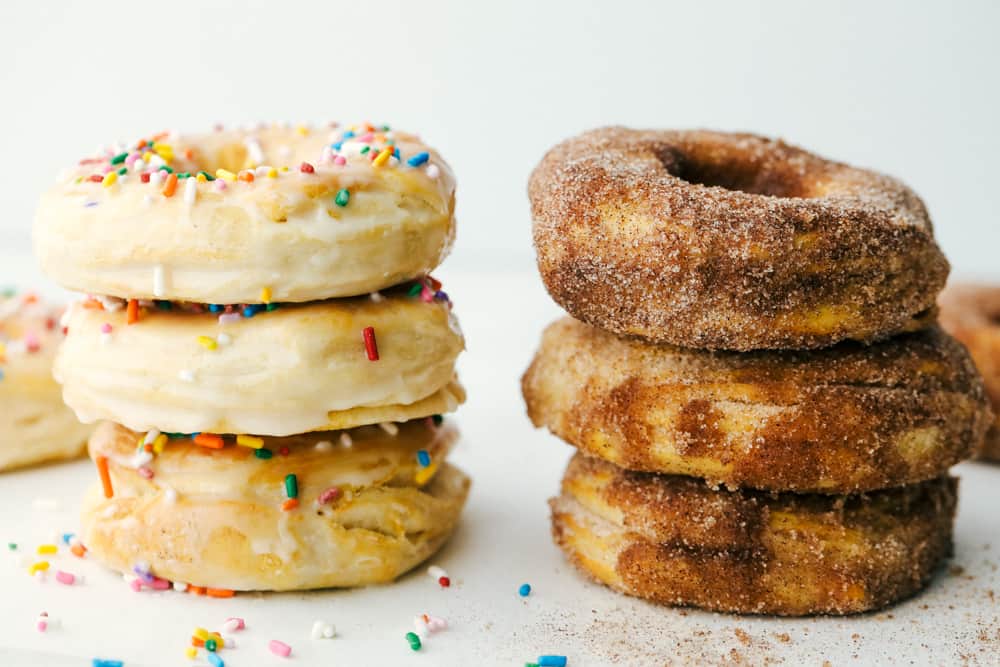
left=84, top=201, right=99, bottom=208
left=435, top=290, right=448, bottom=302
left=342, top=130, right=356, bottom=140
left=208, top=304, right=223, bottom=313
left=519, top=583, right=532, bottom=597
left=417, top=450, right=431, bottom=467
left=538, top=657, right=567, bottom=667
left=92, top=660, right=124, bottom=667
left=207, top=653, right=224, bottom=667
left=331, top=141, right=343, bottom=151
left=407, top=152, right=430, bottom=167
left=61, top=533, right=74, bottom=545
left=393, top=147, right=401, bottom=160
left=242, top=304, right=264, bottom=318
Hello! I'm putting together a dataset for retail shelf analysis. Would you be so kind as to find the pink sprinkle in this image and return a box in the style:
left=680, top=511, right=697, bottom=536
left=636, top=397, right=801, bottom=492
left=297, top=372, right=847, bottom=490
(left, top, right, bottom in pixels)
left=317, top=487, right=342, bottom=505
left=218, top=313, right=242, bottom=326
left=333, top=155, right=346, bottom=166
left=320, top=147, right=334, bottom=163
left=268, top=640, right=292, bottom=657
left=427, top=615, right=448, bottom=631
left=224, top=617, right=246, bottom=632
left=151, top=577, right=170, bottom=590
left=24, top=334, right=41, bottom=353
left=138, top=466, right=154, bottom=480
left=125, top=153, right=139, bottom=166
left=36, top=620, right=47, bottom=633
left=420, top=286, right=435, bottom=303
left=55, top=570, right=76, bottom=585
left=129, top=578, right=143, bottom=592
left=101, top=323, right=112, bottom=334
left=357, top=132, right=374, bottom=142
left=214, top=179, right=227, bottom=192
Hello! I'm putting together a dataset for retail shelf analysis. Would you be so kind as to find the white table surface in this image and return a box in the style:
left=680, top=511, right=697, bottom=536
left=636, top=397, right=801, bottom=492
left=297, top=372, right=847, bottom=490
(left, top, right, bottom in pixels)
left=0, top=259, right=998, bottom=667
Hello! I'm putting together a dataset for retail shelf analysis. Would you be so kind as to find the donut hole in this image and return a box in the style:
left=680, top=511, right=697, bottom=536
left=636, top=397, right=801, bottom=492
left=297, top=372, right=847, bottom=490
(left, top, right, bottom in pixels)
left=655, top=146, right=809, bottom=198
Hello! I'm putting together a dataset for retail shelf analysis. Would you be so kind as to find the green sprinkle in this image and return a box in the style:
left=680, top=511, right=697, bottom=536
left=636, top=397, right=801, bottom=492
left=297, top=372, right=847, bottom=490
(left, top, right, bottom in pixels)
left=159, top=165, right=174, bottom=173
left=334, top=189, right=350, bottom=207
left=265, top=303, right=278, bottom=312
left=177, top=172, right=191, bottom=179
left=407, top=283, right=423, bottom=297
left=205, top=638, right=217, bottom=652
left=285, top=474, right=298, bottom=498
left=255, top=448, right=273, bottom=460
left=117, top=166, right=128, bottom=175
left=7, top=543, right=16, bottom=551
left=360, top=146, right=370, bottom=155
left=110, top=152, right=128, bottom=165
left=154, top=300, right=172, bottom=310
left=432, top=414, right=443, bottom=426
left=405, top=632, right=421, bottom=651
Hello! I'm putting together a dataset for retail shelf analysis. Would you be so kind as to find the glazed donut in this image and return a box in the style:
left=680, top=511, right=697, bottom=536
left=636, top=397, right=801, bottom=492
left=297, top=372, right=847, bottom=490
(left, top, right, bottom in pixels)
left=56, top=288, right=464, bottom=436
left=529, top=127, right=948, bottom=350
left=81, top=420, right=469, bottom=591
left=551, top=453, right=955, bottom=616
left=0, top=291, right=90, bottom=471
left=35, top=123, right=455, bottom=304
left=523, top=318, right=989, bottom=493
left=939, top=283, right=1000, bottom=461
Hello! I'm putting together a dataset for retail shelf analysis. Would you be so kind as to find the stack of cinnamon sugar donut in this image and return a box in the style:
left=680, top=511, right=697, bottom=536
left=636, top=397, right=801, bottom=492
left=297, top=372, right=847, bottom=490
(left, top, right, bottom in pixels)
left=523, top=127, right=994, bottom=615
left=34, top=123, right=470, bottom=593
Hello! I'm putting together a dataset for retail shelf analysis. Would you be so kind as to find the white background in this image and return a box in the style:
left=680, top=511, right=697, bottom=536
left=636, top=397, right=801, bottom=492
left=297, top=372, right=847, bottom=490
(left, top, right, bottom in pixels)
left=1, top=0, right=998, bottom=276
left=1, top=2, right=999, bottom=666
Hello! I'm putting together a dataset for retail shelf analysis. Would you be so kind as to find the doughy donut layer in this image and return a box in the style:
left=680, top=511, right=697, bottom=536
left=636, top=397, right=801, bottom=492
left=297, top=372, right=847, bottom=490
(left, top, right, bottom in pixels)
left=82, top=420, right=469, bottom=591
left=523, top=318, right=990, bottom=493
left=0, top=292, right=90, bottom=471
left=56, top=292, right=465, bottom=436
left=551, top=454, right=956, bottom=616
left=35, top=123, right=455, bottom=303
left=529, top=127, right=948, bottom=350
left=939, top=283, right=1000, bottom=461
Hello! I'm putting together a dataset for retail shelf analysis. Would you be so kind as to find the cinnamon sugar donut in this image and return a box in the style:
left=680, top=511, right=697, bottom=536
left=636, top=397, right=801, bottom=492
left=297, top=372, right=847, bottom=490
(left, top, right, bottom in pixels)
left=551, top=453, right=956, bottom=616
left=939, top=283, right=1000, bottom=461
left=523, top=318, right=990, bottom=493
left=529, top=127, right=948, bottom=350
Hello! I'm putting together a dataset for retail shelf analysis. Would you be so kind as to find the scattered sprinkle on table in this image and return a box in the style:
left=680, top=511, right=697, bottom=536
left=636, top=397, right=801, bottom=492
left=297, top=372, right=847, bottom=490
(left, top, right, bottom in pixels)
left=405, top=631, right=422, bottom=651
left=538, top=656, right=568, bottom=667
left=268, top=639, right=292, bottom=657
left=519, top=583, right=532, bottom=597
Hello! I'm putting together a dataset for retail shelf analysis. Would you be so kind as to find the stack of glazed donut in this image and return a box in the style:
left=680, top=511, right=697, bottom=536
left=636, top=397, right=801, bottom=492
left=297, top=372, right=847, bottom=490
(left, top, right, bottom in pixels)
left=34, top=123, right=470, bottom=592
left=523, top=128, right=994, bottom=615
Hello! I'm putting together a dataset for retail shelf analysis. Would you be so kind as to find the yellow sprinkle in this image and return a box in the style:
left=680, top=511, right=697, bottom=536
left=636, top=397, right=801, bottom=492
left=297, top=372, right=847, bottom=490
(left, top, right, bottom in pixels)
left=296, top=125, right=309, bottom=136
left=102, top=172, right=118, bottom=187
left=196, top=173, right=207, bottom=182
left=197, top=335, right=218, bottom=351
left=414, top=459, right=441, bottom=486
left=372, top=147, right=393, bottom=167
left=29, top=561, right=49, bottom=574
left=37, top=544, right=57, bottom=555
left=153, top=433, right=168, bottom=455
left=260, top=287, right=272, bottom=303
left=185, top=647, right=197, bottom=660
left=236, top=435, right=264, bottom=449
left=216, top=169, right=237, bottom=182
left=142, top=151, right=153, bottom=162
left=193, top=627, right=210, bottom=641
left=153, top=143, right=174, bottom=161
left=267, top=167, right=278, bottom=178
left=280, top=166, right=289, bottom=172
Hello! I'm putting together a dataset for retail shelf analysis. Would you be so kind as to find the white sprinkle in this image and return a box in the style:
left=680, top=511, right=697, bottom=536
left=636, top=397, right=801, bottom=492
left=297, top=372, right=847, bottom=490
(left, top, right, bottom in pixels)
left=163, top=487, right=177, bottom=504
left=142, top=194, right=153, bottom=207
left=218, top=313, right=241, bottom=326
left=152, top=265, right=166, bottom=298
left=221, top=618, right=243, bottom=633
left=173, top=581, right=188, bottom=592
left=178, top=369, right=195, bottom=382
left=426, top=164, right=440, bottom=179
left=100, top=332, right=112, bottom=346
left=183, top=178, right=197, bottom=205
left=131, top=158, right=145, bottom=174
left=314, top=440, right=332, bottom=453
left=221, top=635, right=236, bottom=648
left=414, top=616, right=430, bottom=639
left=379, top=422, right=399, bottom=436
left=96, top=295, right=125, bottom=312
left=130, top=451, right=153, bottom=468
left=149, top=169, right=164, bottom=186
left=311, top=620, right=336, bottom=640
left=369, top=291, right=384, bottom=303
left=339, top=433, right=353, bottom=448
left=216, top=333, right=232, bottom=346
left=244, top=137, right=265, bottom=165
left=143, top=429, right=161, bottom=446
left=427, top=565, right=447, bottom=580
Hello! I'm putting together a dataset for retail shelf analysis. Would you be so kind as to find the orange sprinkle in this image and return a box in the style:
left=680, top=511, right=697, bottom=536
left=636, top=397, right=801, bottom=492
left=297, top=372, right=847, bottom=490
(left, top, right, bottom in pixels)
left=282, top=498, right=300, bottom=511
left=83, top=299, right=105, bottom=310
left=70, top=543, right=87, bottom=558
left=191, top=638, right=205, bottom=648
left=161, top=172, right=178, bottom=197
left=184, top=148, right=195, bottom=160
left=126, top=298, right=139, bottom=325
left=194, top=433, right=224, bottom=449
left=206, top=588, right=235, bottom=598
left=96, top=456, right=113, bottom=498
left=188, top=585, right=206, bottom=595
left=237, top=170, right=255, bottom=182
